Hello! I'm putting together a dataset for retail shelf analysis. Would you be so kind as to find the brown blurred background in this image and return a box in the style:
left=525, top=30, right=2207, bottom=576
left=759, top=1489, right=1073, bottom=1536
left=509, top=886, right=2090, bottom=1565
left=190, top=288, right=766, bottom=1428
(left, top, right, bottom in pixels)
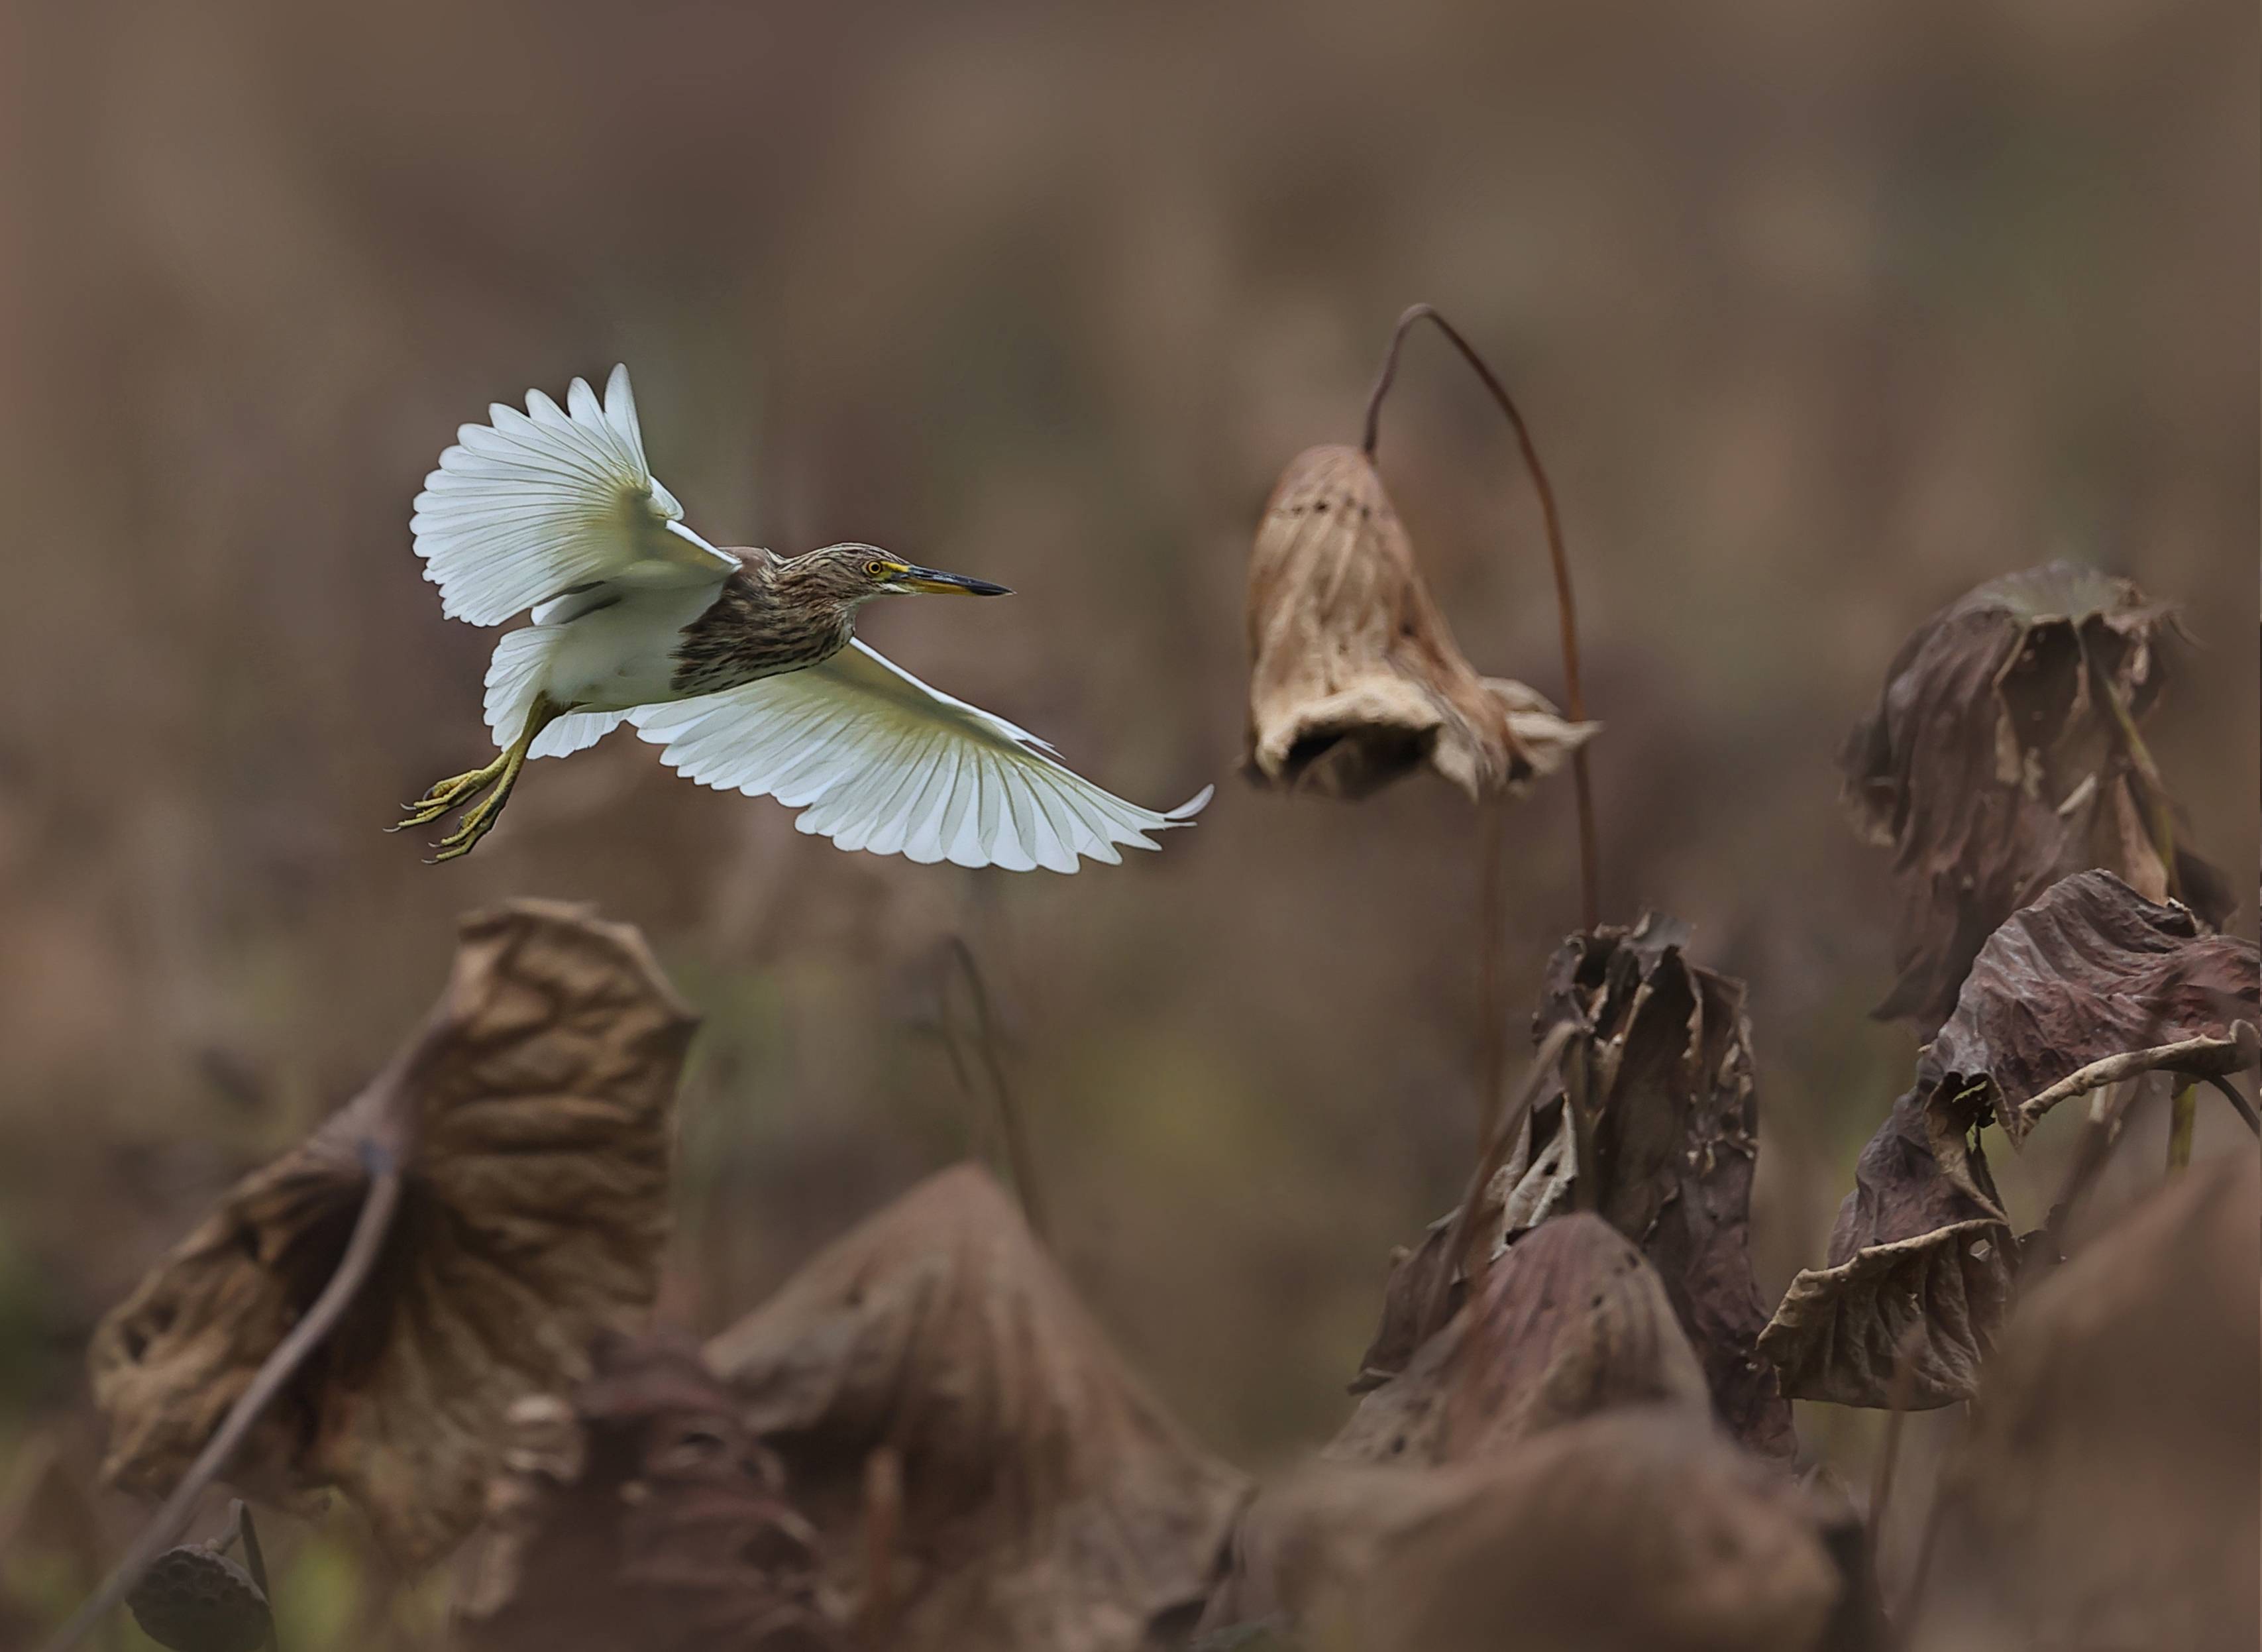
left=1, top=0, right=2255, bottom=1633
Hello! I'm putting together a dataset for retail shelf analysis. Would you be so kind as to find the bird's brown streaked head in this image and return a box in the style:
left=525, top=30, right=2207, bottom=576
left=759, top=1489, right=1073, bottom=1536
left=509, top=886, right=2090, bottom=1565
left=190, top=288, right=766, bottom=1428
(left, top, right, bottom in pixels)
left=792, top=542, right=1012, bottom=603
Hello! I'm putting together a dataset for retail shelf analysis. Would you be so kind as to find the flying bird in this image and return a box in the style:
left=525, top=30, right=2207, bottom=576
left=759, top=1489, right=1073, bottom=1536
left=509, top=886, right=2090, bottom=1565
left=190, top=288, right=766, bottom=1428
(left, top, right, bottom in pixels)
left=395, top=366, right=1209, bottom=865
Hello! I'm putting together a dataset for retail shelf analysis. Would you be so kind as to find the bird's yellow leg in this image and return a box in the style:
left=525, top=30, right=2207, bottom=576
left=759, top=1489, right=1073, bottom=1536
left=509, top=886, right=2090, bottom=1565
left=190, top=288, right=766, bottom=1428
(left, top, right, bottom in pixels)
left=425, top=697, right=565, bottom=862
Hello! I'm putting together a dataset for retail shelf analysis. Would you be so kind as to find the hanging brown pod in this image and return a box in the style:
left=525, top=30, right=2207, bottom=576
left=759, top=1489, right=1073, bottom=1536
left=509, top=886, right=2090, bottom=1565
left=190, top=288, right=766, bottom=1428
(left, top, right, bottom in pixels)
left=1244, top=443, right=1595, bottom=802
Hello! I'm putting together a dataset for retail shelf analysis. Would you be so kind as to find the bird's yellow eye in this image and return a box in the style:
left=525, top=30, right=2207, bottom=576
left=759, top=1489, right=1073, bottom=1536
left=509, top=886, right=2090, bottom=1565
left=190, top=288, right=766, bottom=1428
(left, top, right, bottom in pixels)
left=865, top=560, right=890, bottom=579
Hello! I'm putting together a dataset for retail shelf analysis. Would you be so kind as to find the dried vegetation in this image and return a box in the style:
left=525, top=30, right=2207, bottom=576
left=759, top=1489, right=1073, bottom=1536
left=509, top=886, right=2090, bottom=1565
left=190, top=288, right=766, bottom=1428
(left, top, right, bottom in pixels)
left=1839, top=562, right=2231, bottom=1033
left=90, top=903, right=693, bottom=1569
left=32, top=339, right=2261, bottom=1652
left=1244, top=444, right=1593, bottom=802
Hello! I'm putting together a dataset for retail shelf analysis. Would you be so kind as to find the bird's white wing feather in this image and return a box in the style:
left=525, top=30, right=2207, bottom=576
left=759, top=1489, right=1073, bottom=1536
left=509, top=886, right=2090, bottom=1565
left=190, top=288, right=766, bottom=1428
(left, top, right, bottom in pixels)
left=412, top=364, right=735, bottom=625
left=628, top=641, right=1211, bottom=871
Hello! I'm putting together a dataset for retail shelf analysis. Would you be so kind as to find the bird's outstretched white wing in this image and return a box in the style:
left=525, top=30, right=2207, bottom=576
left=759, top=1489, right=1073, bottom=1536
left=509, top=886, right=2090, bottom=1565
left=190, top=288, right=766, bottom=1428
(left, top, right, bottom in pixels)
left=412, top=364, right=735, bottom=625
left=628, top=641, right=1211, bottom=871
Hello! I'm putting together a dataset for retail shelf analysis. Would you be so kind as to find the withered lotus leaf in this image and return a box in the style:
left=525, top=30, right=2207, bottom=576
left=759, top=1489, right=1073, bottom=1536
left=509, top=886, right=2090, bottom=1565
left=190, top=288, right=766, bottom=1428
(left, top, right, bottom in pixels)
left=1842, top=561, right=2231, bottom=1035
left=1757, top=1087, right=2013, bottom=1409
left=1761, top=870, right=2257, bottom=1410
left=1532, top=918, right=1796, bottom=1459
left=459, top=1331, right=836, bottom=1651
left=1244, top=443, right=1595, bottom=800
left=1330, top=1213, right=1710, bottom=1470
left=704, top=1164, right=1249, bottom=1652
left=90, top=901, right=694, bottom=1567
left=1915, top=1151, right=2258, bottom=1652
left=1925, top=869, right=2257, bottom=1147
left=1354, top=918, right=1795, bottom=1459
left=1206, top=1411, right=1855, bottom=1652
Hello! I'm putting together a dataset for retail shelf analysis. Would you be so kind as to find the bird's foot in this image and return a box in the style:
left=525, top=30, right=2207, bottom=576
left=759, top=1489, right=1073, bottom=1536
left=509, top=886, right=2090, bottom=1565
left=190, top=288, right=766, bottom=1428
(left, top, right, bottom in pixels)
left=425, top=783, right=513, bottom=861
left=419, top=753, right=531, bottom=862
left=393, top=700, right=560, bottom=861
left=388, top=759, right=505, bottom=832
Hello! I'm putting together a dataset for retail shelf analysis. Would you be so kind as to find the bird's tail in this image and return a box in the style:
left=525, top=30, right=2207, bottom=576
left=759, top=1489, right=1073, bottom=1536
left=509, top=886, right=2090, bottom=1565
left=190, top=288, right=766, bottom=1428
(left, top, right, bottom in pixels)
left=482, top=628, right=626, bottom=759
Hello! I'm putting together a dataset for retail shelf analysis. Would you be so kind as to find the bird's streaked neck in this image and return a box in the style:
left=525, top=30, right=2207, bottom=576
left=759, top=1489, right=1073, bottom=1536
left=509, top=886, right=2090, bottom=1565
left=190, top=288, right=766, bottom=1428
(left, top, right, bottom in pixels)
left=764, top=554, right=863, bottom=657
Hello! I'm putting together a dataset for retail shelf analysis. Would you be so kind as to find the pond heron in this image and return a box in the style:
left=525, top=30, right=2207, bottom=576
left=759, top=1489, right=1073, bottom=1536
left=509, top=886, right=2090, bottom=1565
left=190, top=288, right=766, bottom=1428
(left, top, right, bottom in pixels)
left=396, top=366, right=1209, bottom=865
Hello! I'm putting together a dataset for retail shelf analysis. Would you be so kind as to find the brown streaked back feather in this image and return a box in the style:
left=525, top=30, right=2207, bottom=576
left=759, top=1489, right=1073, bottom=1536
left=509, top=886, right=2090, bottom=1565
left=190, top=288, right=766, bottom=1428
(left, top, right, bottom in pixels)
left=670, top=545, right=864, bottom=696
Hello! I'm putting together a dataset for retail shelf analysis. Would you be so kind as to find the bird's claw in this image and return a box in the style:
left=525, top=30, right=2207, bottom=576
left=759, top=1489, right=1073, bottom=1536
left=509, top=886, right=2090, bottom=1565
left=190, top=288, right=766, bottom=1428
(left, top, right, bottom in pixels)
left=431, top=804, right=499, bottom=854
left=392, top=761, right=510, bottom=849
left=389, top=764, right=502, bottom=833
left=395, top=706, right=555, bottom=863
left=424, top=818, right=494, bottom=862
left=405, top=767, right=516, bottom=859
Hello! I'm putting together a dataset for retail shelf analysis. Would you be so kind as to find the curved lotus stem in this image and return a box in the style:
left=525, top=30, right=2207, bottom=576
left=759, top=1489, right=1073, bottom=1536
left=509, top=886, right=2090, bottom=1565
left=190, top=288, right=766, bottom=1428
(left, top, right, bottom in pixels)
left=1363, top=303, right=1599, bottom=931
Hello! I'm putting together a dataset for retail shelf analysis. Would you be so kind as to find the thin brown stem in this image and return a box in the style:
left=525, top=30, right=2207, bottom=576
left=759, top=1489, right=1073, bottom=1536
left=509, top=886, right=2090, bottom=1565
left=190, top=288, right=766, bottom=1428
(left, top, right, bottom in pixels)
left=1868, top=1325, right=1925, bottom=1595
left=2043, top=1079, right=2143, bottom=1255
left=0, top=1434, right=63, bottom=1580
left=943, top=936, right=1050, bottom=1246
left=1417, top=1021, right=1580, bottom=1344
left=857, top=1445, right=904, bottom=1643
left=1363, top=302, right=1599, bottom=931
left=1474, top=799, right=1509, bottom=1140
left=41, top=1156, right=404, bottom=1652
left=2204, top=1072, right=2260, bottom=1135
left=1894, top=1474, right=1952, bottom=1647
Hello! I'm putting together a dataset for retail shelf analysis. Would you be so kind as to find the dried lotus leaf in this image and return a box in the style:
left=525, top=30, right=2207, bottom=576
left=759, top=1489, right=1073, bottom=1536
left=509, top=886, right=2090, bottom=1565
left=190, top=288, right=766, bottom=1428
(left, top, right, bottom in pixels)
left=1244, top=444, right=1593, bottom=801
left=91, top=901, right=694, bottom=1567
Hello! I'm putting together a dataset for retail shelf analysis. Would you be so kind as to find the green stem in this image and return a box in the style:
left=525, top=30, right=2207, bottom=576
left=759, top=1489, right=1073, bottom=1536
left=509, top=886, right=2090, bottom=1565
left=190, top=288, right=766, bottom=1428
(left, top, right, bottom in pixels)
left=2166, top=1084, right=2196, bottom=1173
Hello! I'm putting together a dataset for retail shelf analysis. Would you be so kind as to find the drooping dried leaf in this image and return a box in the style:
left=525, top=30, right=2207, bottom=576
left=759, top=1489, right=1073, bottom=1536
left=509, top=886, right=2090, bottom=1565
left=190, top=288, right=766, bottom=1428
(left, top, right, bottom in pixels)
left=1924, top=869, right=2258, bottom=1146
left=704, top=1163, right=1249, bottom=1652
left=1208, top=1410, right=1858, bottom=1652
left=1536, top=919, right=1796, bottom=1457
left=1758, top=1086, right=2014, bottom=1409
left=1357, top=918, right=1794, bottom=1458
left=91, top=901, right=694, bottom=1567
left=458, top=1331, right=837, bottom=1652
left=1843, top=561, right=2232, bottom=1034
left=1761, top=871, right=2257, bottom=1409
left=1915, top=1150, right=2258, bottom=1652
left=1244, top=444, right=1595, bottom=800
left=1331, top=1213, right=1710, bottom=1470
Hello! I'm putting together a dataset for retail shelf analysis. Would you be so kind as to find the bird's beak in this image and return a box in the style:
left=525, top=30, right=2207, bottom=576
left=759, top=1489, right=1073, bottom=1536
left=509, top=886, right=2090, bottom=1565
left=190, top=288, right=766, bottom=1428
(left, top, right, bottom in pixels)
left=898, top=564, right=1012, bottom=597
